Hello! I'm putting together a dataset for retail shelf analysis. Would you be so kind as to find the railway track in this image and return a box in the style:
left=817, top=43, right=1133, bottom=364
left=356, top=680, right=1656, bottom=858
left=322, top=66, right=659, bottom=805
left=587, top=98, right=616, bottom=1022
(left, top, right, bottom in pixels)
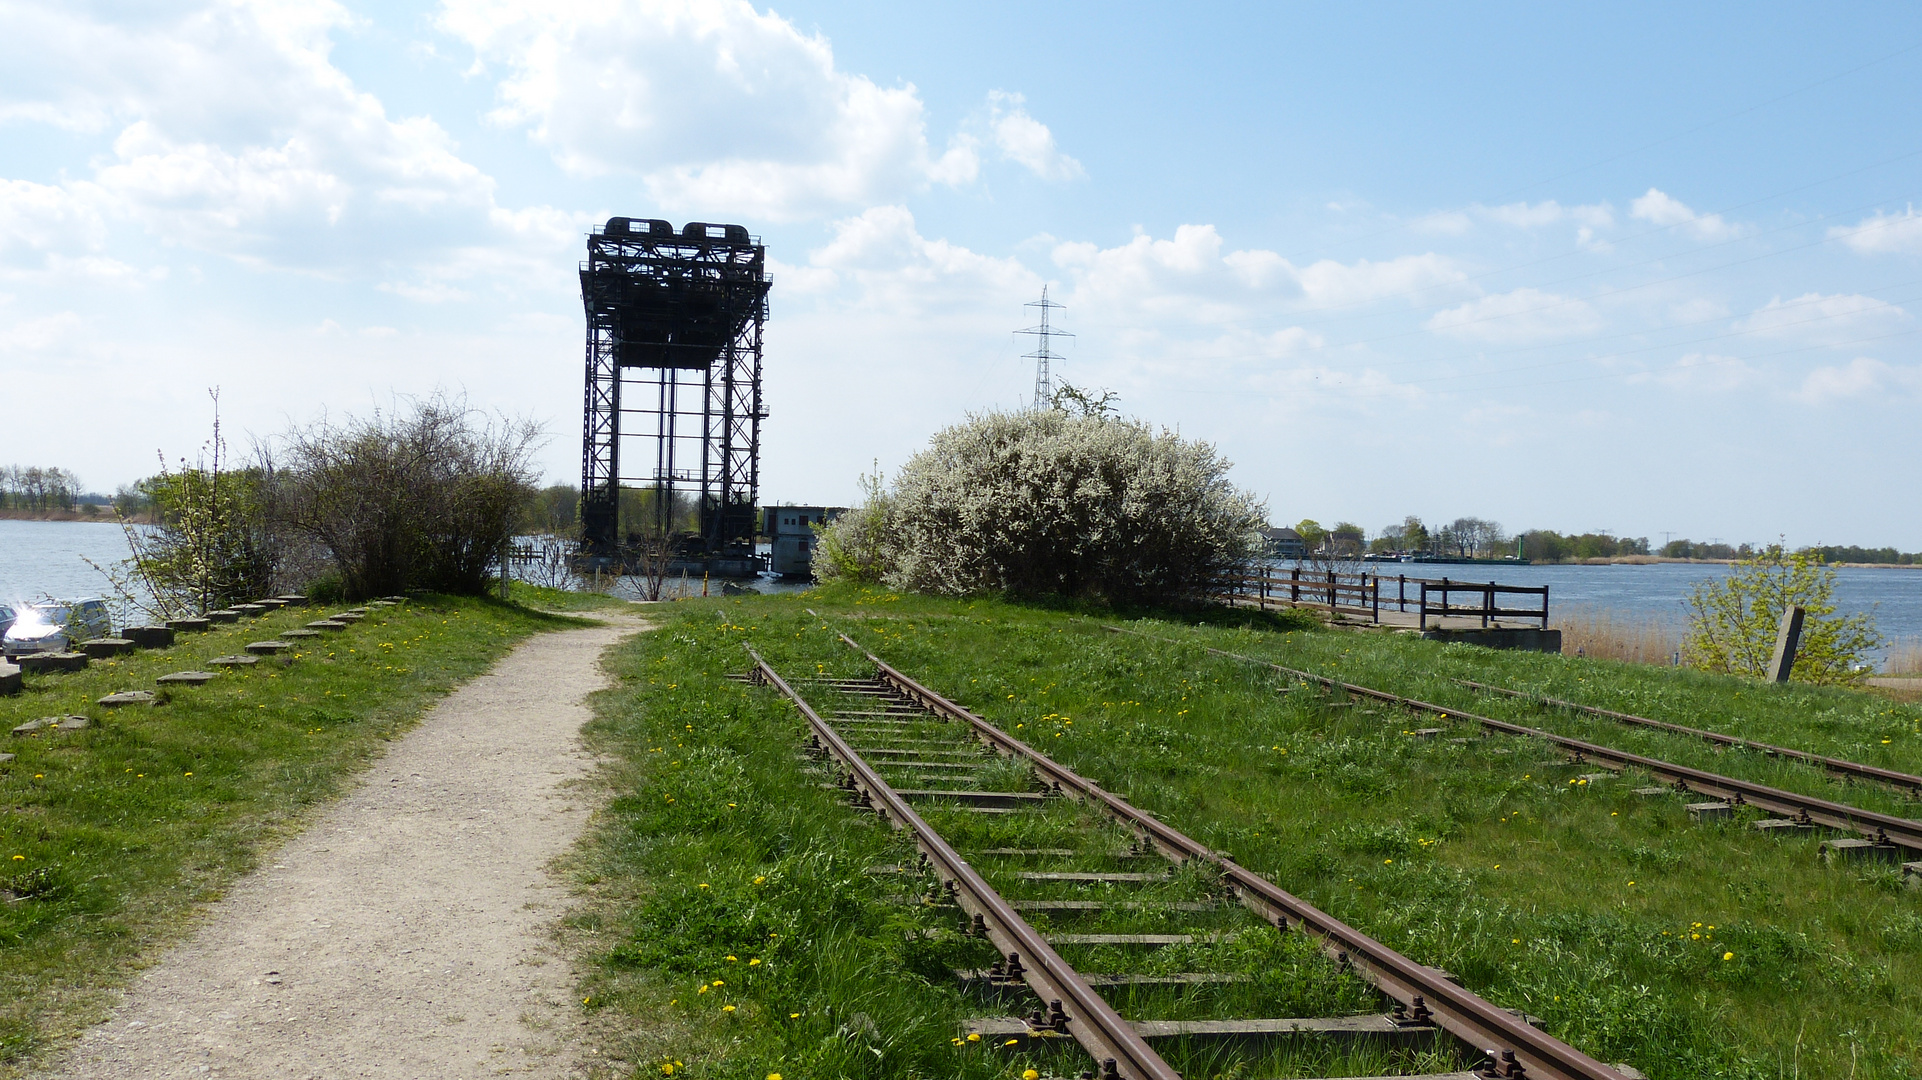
left=1107, top=627, right=1922, bottom=862
left=1452, top=678, right=1922, bottom=797
left=743, top=639, right=1640, bottom=1080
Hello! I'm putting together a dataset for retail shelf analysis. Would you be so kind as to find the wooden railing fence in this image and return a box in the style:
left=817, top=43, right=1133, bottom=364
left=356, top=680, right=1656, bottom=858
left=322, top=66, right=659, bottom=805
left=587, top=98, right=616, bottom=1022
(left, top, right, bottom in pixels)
left=1216, top=565, right=1549, bottom=629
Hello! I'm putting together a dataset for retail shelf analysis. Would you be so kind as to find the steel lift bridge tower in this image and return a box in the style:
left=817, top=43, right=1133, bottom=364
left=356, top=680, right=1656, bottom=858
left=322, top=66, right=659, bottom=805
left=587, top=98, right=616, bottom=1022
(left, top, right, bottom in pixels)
left=579, top=217, right=769, bottom=569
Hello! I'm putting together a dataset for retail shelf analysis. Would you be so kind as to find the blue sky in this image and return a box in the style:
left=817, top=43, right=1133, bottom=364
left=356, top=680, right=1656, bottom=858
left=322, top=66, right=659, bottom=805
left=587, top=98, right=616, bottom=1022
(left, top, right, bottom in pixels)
left=4, top=1, right=1921, bottom=548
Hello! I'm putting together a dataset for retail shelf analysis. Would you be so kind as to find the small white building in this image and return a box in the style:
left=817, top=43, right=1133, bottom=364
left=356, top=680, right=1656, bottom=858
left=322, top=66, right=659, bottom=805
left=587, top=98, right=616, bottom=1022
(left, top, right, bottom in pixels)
left=763, top=505, right=845, bottom=578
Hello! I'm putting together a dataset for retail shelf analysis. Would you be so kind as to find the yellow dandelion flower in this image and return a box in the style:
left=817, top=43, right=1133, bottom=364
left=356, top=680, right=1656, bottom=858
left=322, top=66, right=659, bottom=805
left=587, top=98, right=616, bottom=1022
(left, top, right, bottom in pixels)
left=966, top=1033, right=980, bottom=1042
left=790, top=1013, right=800, bottom=1019
left=1723, top=952, right=1734, bottom=961
left=749, top=958, right=762, bottom=966
left=768, top=1074, right=783, bottom=1080
left=1024, top=1069, right=1040, bottom=1080
left=722, top=1004, right=736, bottom=1013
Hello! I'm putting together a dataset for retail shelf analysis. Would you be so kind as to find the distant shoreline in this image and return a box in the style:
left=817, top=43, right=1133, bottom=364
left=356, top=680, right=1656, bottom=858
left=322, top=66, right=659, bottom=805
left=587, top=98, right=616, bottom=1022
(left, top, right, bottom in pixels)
left=0, top=509, right=153, bottom=524
left=1529, top=555, right=1920, bottom=569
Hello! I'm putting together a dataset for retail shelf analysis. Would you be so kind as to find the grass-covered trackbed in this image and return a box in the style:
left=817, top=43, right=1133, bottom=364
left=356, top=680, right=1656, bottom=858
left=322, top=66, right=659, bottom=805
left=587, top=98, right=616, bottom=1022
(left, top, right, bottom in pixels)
left=570, top=587, right=1921, bottom=1080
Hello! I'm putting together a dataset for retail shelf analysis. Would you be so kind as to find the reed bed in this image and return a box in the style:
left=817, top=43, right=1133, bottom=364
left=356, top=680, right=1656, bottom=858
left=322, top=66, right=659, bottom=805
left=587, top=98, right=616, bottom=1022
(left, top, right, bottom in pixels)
left=1885, top=637, right=1922, bottom=675
left=1554, top=605, right=1683, bottom=666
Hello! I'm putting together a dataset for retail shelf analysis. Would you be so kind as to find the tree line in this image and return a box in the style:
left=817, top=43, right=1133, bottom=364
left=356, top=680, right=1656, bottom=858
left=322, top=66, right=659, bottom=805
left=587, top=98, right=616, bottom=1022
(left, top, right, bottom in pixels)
left=0, top=466, right=88, bottom=512
left=1284, top=515, right=1920, bottom=565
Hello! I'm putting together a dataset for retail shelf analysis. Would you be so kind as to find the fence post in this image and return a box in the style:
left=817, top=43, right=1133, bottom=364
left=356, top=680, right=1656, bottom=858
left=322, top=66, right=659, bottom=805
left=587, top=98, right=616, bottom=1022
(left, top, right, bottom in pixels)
left=1372, top=574, right=1380, bottom=622
left=1419, top=581, right=1428, bottom=630
left=1398, top=574, right=1406, bottom=612
left=1540, top=586, right=1550, bottom=629
left=1327, top=569, right=1336, bottom=612
left=1484, top=581, right=1494, bottom=628
left=1259, top=566, right=1269, bottom=612
left=1291, top=566, right=1300, bottom=603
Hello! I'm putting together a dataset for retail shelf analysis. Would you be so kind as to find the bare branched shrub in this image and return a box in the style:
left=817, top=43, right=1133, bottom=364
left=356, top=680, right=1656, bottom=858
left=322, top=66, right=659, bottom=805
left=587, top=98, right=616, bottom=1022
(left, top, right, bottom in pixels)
left=826, top=408, right=1263, bottom=602
left=269, top=396, right=542, bottom=600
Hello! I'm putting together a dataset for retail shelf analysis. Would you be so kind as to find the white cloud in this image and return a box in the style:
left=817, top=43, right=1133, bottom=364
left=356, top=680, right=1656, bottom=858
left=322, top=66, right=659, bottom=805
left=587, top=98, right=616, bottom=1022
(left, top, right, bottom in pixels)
left=1630, top=188, right=1742, bottom=242
left=1829, top=206, right=1922, bottom=255
left=1295, top=254, right=1464, bottom=307
left=1796, top=357, right=1922, bottom=404
left=0, top=1, right=580, bottom=287
left=439, top=0, right=996, bottom=219
left=1633, top=351, right=1759, bottom=394
left=0, top=179, right=106, bottom=264
left=986, top=91, right=1083, bottom=181
left=1425, top=287, right=1603, bottom=344
left=1731, top=292, right=1909, bottom=342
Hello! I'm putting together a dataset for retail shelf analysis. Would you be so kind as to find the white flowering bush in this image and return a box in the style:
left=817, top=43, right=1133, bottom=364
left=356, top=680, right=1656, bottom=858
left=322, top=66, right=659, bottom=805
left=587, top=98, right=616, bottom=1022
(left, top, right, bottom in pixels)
left=818, top=408, right=1263, bottom=602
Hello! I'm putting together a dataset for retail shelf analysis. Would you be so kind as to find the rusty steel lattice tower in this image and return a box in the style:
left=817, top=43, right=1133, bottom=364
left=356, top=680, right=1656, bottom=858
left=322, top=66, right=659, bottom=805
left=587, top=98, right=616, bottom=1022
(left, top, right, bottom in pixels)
left=579, top=218, right=769, bottom=562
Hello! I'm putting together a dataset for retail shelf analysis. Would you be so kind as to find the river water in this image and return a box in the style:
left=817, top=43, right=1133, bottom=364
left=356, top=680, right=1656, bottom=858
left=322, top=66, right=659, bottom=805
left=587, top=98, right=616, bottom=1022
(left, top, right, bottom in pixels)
left=6, top=519, right=1918, bottom=648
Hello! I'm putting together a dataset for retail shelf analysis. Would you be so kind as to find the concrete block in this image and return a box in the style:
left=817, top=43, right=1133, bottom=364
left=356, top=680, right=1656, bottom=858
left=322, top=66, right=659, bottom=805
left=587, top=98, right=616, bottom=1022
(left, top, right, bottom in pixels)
left=208, top=655, right=259, bottom=666
left=306, top=620, right=348, bottom=631
left=245, top=641, right=290, bottom=655
left=1632, top=787, right=1670, bottom=797
left=1685, top=801, right=1733, bottom=820
left=1903, top=862, right=1920, bottom=889
left=167, top=617, right=211, bottom=633
left=0, top=663, right=19, bottom=696
left=1409, top=728, right=1444, bottom=739
left=1820, top=838, right=1901, bottom=864
left=205, top=610, right=240, bottom=623
left=97, top=690, right=155, bottom=707
left=232, top=603, right=266, bottom=616
left=79, top=638, right=135, bottom=658
left=12, top=718, right=50, bottom=736
left=18, top=652, right=88, bottom=673
left=157, top=671, right=216, bottom=686
left=57, top=715, right=90, bottom=731
left=253, top=599, right=289, bottom=610
left=123, top=625, right=176, bottom=649
left=1751, top=818, right=1813, bottom=835
left=331, top=612, right=365, bottom=622
left=275, top=594, right=310, bottom=606
left=281, top=629, right=322, bottom=639
left=0, top=753, right=13, bottom=764
left=1419, top=627, right=1563, bottom=653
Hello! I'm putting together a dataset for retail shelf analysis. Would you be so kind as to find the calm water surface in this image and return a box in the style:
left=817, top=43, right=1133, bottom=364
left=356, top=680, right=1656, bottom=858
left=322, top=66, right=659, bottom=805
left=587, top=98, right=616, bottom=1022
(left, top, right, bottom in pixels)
left=0, top=520, right=137, bottom=610
left=6, top=520, right=1918, bottom=644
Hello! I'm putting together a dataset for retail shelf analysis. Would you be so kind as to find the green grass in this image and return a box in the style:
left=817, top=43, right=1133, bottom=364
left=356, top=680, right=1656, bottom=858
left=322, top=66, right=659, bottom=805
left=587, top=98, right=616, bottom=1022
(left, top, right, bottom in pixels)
left=0, top=594, right=585, bottom=1069
left=572, top=587, right=1922, bottom=1080
left=507, top=580, right=637, bottom=612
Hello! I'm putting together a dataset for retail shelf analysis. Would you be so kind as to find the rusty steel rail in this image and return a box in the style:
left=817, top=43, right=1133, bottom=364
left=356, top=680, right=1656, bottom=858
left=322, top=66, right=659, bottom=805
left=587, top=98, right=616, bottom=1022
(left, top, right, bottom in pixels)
left=743, top=646, right=1178, bottom=1080
left=1454, top=678, right=1922, bottom=797
left=1106, top=627, right=1922, bottom=855
left=839, top=633, right=1633, bottom=1080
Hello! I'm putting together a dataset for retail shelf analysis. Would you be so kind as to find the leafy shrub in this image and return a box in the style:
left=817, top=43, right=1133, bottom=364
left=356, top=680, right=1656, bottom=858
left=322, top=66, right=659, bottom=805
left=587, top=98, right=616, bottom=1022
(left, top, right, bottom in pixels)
left=817, top=407, right=1263, bottom=602
left=1682, top=544, right=1883, bottom=683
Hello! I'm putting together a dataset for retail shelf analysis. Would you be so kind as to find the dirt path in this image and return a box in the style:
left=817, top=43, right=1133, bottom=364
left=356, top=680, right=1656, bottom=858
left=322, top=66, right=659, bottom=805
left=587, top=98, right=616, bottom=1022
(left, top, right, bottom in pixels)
left=47, top=614, right=647, bottom=1080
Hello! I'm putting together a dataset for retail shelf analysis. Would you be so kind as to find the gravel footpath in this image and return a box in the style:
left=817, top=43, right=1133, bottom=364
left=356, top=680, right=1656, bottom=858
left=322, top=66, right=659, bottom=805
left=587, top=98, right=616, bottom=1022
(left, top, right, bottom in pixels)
left=46, top=614, right=647, bottom=1079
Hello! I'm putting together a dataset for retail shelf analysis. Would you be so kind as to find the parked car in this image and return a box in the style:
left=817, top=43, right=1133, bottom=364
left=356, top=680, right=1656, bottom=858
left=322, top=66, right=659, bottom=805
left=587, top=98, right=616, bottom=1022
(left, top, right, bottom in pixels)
left=2, top=599, right=112, bottom=658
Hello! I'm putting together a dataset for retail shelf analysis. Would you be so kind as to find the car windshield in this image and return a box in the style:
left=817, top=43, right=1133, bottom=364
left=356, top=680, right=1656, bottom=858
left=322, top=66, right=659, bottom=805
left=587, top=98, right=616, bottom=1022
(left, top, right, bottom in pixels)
left=17, top=605, right=70, bottom=629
